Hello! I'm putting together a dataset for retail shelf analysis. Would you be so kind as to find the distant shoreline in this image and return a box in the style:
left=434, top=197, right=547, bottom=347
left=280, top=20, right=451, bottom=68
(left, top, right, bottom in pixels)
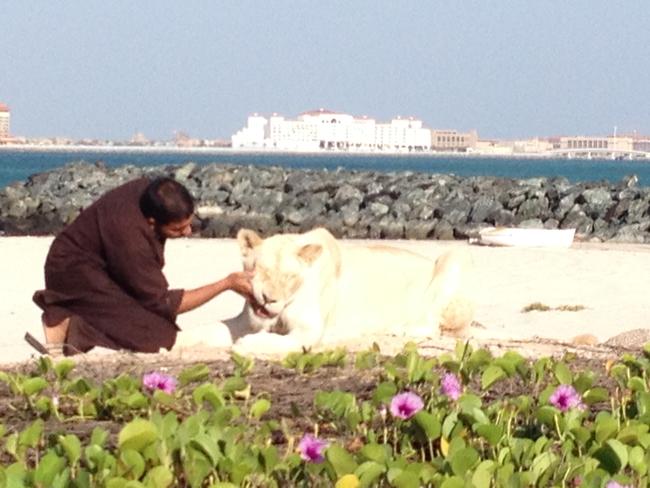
left=0, top=143, right=564, bottom=160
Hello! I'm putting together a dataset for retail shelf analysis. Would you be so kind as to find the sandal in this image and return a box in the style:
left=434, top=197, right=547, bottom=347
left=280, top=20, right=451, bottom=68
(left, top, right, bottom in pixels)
left=24, top=332, right=65, bottom=357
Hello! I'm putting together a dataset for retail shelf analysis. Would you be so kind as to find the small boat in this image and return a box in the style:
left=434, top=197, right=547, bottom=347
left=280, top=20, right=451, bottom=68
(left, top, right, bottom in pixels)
left=470, top=227, right=576, bottom=248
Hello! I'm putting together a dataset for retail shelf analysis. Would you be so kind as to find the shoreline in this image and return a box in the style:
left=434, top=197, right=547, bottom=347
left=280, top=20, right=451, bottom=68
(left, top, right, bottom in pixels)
left=0, top=142, right=635, bottom=161
left=3, top=235, right=649, bottom=365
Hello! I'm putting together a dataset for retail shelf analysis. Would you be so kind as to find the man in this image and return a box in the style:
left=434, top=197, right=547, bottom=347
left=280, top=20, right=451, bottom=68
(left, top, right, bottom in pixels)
left=32, top=176, right=252, bottom=355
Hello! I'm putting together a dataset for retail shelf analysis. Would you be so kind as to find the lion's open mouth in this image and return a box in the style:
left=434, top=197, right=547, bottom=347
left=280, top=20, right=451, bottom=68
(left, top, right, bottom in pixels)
left=250, top=300, right=278, bottom=319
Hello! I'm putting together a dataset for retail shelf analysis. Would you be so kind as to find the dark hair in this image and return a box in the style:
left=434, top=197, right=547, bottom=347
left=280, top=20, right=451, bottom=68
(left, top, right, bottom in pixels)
left=139, top=177, right=194, bottom=225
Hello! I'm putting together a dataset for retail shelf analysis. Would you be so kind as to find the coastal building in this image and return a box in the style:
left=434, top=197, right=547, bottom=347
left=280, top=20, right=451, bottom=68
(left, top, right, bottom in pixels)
left=430, top=129, right=477, bottom=152
left=631, top=134, right=650, bottom=153
left=559, top=135, right=634, bottom=153
left=512, top=138, right=554, bottom=154
left=0, top=103, right=10, bottom=142
left=232, top=109, right=431, bottom=152
left=474, top=139, right=514, bottom=156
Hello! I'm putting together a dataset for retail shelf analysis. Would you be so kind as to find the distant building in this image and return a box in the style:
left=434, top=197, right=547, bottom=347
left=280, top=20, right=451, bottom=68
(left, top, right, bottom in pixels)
left=430, top=129, right=477, bottom=152
left=631, top=134, right=650, bottom=153
left=512, top=138, right=554, bottom=154
left=232, top=109, right=431, bottom=152
left=559, top=135, right=633, bottom=152
left=0, top=103, right=10, bottom=141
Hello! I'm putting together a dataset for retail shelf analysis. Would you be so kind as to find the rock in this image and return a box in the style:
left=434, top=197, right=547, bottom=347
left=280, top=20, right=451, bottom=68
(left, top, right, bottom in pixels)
left=1, top=161, right=650, bottom=243
left=605, top=329, right=650, bottom=349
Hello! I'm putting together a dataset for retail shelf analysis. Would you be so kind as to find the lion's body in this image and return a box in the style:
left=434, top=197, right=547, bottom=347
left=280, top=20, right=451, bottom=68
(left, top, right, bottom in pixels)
left=232, top=228, right=475, bottom=355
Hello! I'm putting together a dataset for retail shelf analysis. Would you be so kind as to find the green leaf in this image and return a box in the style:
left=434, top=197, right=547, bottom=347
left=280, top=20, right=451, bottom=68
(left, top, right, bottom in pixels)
left=221, top=377, right=248, bottom=395
left=33, top=451, right=67, bottom=487
left=190, top=433, right=221, bottom=466
left=178, top=363, right=210, bottom=386
left=583, top=387, right=609, bottom=404
left=414, top=411, right=441, bottom=440
left=481, top=365, right=506, bottom=390
left=192, top=383, right=224, bottom=410
left=573, top=371, right=595, bottom=393
left=530, top=451, right=556, bottom=485
left=54, top=359, right=76, bottom=381
left=617, top=425, right=648, bottom=445
left=466, top=348, right=493, bottom=373
left=629, top=445, right=647, bottom=475
left=536, top=406, right=558, bottom=428
left=595, top=414, right=619, bottom=443
left=326, top=445, right=358, bottom=478
left=471, top=460, right=496, bottom=488
left=119, top=449, right=146, bottom=479
left=594, top=439, right=629, bottom=474
left=249, top=398, right=271, bottom=419
left=391, top=470, right=420, bottom=488
left=183, top=446, right=212, bottom=487
left=144, top=465, right=173, bottom=488
left=90, top=427, right=109, bottom=447
left=19, top=419, right=44, bottom=448
left=440, top=476, right=465, bottom=488
left=359, top=444, right=388, bottom=464
left=355, top=461, right=386, bottom=488
left=58, top=434, right=82, bottom=466
left=474, top=424, right=503, bottom=446
left=118, top=419, right=158, bottom=452
left=553, top=362, right=572, bottom=385
left=372, top=382, right=397, bottom=406
left=449, top=447, right=479, bottom=476
left=258, top=446, right=279, bottom=474
left=23, top=377, right=48, bottom=396
left=628, top=377, right=647, bottom=393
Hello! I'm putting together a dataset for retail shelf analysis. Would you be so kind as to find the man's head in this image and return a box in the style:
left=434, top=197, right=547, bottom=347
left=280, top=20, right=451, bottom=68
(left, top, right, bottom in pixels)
left=140, top=177, right=194, bottom=238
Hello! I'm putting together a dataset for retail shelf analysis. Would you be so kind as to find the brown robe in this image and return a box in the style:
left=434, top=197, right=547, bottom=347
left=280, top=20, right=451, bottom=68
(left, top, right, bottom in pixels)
left=33, top=178, right=184, bottom=354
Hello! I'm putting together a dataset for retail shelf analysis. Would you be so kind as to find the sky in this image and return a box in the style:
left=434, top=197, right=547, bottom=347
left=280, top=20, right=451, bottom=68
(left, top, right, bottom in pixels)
left=2, top=1, right=649, bottom=141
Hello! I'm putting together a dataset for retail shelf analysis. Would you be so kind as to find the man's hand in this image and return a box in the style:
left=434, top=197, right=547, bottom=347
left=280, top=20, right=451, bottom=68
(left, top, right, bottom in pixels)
left=226, top=271, right=255, bottom=302
left=178, top=270, right=255, bottom=314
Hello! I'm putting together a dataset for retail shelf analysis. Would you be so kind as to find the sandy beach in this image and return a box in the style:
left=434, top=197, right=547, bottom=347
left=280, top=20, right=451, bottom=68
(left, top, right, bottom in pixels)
left=2, top=236, right=650, bottom=365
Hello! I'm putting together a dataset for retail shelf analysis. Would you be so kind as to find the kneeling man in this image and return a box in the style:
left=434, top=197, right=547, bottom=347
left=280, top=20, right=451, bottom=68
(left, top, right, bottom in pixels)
left=33, top=177, right=252, bottom=355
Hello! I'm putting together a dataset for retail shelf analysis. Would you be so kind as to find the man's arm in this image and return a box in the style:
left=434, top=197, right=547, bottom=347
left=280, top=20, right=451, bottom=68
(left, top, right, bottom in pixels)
left=177, top=271, right=254, bottom=314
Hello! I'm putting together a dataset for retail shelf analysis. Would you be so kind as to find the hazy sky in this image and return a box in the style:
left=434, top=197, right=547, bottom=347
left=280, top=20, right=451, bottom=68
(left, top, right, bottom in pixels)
left=3, top=1, right=649, bottom=141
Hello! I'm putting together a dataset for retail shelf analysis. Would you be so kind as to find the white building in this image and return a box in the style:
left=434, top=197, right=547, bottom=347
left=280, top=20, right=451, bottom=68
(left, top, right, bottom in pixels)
left=231, top=109, right=431, bottom=152
left=0, top=103, right=10, bottom=141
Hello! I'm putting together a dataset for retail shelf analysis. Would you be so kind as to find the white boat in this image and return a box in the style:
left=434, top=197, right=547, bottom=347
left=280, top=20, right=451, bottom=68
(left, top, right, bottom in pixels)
left=471, top=227, right=576, bottom=248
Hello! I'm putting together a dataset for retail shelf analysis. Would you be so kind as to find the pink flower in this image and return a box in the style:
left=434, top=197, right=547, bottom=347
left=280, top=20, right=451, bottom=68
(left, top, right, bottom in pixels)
left=549, top=384, right=583, bottom=412
left=298, top=434, right=328, bottom=463
left=441, top=373, right=462, bottom=401
left=390, top=392, right=424, bottom=419
left=142, top=372, right=177, bottom=394
left=605, top=481, right=632, bottom=488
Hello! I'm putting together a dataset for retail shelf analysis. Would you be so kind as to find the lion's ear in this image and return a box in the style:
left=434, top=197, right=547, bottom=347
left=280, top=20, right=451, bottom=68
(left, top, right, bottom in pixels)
left=237, top=229, right=262, bottom=253
left=297, top=244, right=322, bottom=264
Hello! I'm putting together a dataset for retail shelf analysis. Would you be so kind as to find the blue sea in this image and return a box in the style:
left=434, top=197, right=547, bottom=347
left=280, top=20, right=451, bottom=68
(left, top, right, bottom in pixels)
left=2, top=147, right=650, bottom=189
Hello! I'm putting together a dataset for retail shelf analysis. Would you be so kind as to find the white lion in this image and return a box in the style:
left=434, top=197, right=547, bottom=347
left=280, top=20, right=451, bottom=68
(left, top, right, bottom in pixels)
left=229, top=228, right=475, bottom=355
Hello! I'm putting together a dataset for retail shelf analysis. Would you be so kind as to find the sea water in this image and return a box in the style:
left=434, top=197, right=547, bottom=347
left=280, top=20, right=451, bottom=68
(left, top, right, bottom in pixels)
left=1, top=147, right=649, bottom=189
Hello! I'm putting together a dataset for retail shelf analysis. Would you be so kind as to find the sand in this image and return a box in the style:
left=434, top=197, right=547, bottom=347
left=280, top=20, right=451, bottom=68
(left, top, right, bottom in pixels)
left=2, top=236, right=649, bottom=365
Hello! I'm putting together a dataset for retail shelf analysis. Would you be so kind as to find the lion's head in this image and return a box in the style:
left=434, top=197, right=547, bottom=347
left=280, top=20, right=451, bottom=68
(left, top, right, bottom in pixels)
left=237, top=229, right=327, bottom=333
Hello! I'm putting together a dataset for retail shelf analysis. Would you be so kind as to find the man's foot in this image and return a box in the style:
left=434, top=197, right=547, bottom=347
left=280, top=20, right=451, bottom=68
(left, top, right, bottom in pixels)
left=43, top=318, right=69, bottom=344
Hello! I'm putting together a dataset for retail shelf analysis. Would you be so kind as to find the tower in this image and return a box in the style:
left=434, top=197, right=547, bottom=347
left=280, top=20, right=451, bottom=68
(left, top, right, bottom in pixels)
left=0, top=103, right=10, bottom=140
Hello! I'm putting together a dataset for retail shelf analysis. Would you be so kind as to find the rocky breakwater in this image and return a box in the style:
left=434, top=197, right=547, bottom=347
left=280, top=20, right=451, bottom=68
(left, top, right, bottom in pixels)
left=1, top=161, right=649, bottom=243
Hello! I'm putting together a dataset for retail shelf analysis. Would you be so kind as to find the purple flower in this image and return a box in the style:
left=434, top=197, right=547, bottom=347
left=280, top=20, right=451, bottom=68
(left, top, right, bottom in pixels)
left=298, top=434, right=328, bottom=463
left=549, top=384, right=583, bottom=412
left=390, top=392, right=424, bottom=420
left=142, top=372, right=177, bottom=394
left=441, top=373, right=462, bottom=401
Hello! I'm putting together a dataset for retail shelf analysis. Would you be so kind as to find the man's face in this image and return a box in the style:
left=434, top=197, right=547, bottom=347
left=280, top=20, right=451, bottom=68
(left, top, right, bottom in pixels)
left=152, top=216, right=193, bottom=239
